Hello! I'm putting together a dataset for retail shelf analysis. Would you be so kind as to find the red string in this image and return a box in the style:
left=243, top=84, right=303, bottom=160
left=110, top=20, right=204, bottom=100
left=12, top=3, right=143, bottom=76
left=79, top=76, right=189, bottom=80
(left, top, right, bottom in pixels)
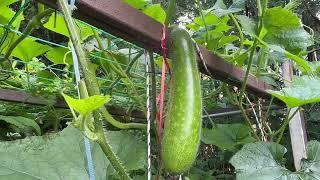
left=157, top=25, right=170, bottom=129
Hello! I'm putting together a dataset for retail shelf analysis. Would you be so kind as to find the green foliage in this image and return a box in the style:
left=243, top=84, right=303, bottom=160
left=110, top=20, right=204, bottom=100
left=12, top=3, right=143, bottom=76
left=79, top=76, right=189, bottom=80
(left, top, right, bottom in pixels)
left=143, top=4, right=166, bottom=24
left=210, top=0, right=246, bottom=17
left=45, top=47, right=73, bottom=65
left=124, top=0, right=166, bottom=24
left=235, top=15, right=256, bottom=35
left=263, top=7, right=313, bottom=54
left=62, top=93, right=111, bottom=115
left=0, top=6, right=24, bottom=27
left=185, top=167, right=216, bottom=180
left=0, top=0, right=19, bottom=7
left=201, top=124, right=256, bottom=151
left=0, top=115, right=41, bottom=135
left=43, top=14, right=93, bottom=40
left=268, top=76, right=320, bottom=107
left=124, top=0, right=148, bottom=10
left=3, top=36, right=51, bottom=62
left=230, top=141, right=320, bottom=180
left=105, top=130, right=147, bottom=177
left=0, top=126, right=146, bottom=180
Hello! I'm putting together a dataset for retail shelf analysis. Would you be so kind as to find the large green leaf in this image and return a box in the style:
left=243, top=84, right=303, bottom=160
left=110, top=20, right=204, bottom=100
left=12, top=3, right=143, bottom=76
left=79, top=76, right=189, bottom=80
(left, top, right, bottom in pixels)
left=267, top=76, right=320, bottom=108
left=62, top=93, right=111, bottom=115
left=43, top=14, right=93, bottom=41
left=7, top=36, right=51, bottom=62
left=230, top=141, right=320, bottom=180
left=45, top=47, right=73, bottom=65
left=0, top=126, right=146, bottom=180
left=299, top=141, right=320, bottom=179
left=105, top=130, right=147, bottom=177
left=0, top=115, right=41, bottom=135
left=143, top=4, right=166, bottom=24
left=263, top=7, right=313, bottom=53
left=201, top=124, right=255, bottom=150
left=230, top=142, right=295, bottom=180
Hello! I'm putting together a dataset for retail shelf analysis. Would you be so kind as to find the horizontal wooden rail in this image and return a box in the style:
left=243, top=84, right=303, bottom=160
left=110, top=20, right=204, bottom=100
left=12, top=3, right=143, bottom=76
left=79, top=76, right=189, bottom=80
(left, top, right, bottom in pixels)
left=37, top=0, right=274, bottom=97
left=0, top=89, right=145, bottom=119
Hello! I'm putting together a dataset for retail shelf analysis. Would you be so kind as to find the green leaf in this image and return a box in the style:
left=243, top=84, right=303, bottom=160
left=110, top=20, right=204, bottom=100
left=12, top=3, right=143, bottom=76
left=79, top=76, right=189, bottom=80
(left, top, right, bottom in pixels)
left=124, top=0, right=148, bottom=10
left=218, top=35, right=239, bottom=48
left=36, top=70, right=57, bottom=84
left=62, top=93, right=111, bottom=115
left=201, top=124, right=256, bottom=150
left=210, top=0, right=244, bottom=17
left=257, top=40, right=311, bottom=72
left=45, top=47, right=73, bottom=65
left=263, top=7, right=313, bottom=53
left=230, top=142, right=296, bottom=180
left=9, top=37, right=51, bottom=62
left=236, top=15, right=257, bottom=35
left=230, top=0, right=247, bottom=9
left=267, top=76, right=320, bottom=107
left=186, top=167, right=216, bottom=180
left=105, top=130, right=147, bottom=176
left=143, top=4, right=166, bottom=24
left=299, top=141, right=320, bottom=179
left=195, top=12, right=220, bottom=26
left=0, top=115, right=41, bottom=135
left=0, top=6, right=24, bottom=27
left=0, top=0, right=19, bottom=6
left=0, top=126, right=147, bottom=179
left=43, top=14, right=93, bottom=41
left=230, top=141, right=320, bottom=180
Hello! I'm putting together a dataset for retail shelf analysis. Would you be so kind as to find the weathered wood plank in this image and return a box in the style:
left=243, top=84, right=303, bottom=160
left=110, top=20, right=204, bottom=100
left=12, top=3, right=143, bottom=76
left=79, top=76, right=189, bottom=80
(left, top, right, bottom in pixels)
left=282, top=61, right=307, bottom=170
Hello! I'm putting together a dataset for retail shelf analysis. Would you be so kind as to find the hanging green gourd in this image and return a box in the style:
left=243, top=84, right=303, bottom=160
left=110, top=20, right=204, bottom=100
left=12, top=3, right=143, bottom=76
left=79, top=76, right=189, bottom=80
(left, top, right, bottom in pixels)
left=161, top=25, right=202, bottom=174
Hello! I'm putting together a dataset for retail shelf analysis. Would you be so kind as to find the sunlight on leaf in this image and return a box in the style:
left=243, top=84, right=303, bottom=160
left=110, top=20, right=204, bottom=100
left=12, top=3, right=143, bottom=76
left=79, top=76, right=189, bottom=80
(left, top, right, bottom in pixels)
left=62, top=93, right=111, bottom=115
left=143, top=4, right=166, bottom=24
left=9, top=37, right=51, bottom=62
left=43, top=14, right=93, bottom=41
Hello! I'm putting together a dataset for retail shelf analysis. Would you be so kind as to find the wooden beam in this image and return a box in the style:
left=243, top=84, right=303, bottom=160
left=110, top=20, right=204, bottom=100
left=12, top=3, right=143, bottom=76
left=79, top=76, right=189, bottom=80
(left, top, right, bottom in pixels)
left=282, top=61, right=307, bottom=171
left=36, top=0, right=274, bottom=98
left=0, top=89, right=145, bottom=119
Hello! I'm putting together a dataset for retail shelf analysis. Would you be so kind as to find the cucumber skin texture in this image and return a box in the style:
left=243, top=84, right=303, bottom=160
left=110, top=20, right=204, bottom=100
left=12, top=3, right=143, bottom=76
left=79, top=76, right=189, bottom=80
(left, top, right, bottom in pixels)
left=161, top=26, right=202, bottom=174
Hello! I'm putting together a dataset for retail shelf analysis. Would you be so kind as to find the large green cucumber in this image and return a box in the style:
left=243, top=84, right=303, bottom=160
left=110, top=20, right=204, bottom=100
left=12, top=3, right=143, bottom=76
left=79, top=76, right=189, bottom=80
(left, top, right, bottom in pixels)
left=161, top=26, right=202, bottom=174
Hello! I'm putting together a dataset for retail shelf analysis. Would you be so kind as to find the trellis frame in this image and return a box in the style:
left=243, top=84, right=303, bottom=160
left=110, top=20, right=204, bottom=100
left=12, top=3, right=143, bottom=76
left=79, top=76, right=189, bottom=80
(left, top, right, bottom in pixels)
left=36, top=0, right=274, bottom=98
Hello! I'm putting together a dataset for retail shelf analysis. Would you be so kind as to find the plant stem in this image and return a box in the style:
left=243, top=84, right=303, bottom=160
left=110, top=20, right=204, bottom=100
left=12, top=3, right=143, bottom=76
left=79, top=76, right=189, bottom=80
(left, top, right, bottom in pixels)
left=275, top=108, right=300, bottom=143
left=196, top=0, right=209, bottom=44
left=238, top=101, right=260, bottom=140
left=57, top=0, right=132, bottom=179
left=58, top=0, right=146, bottom=130
left=164, top=0, right=176, bottom=26
left=238, top=0, right=269, bottom=141
left=229, top=14, right=244, bottom=56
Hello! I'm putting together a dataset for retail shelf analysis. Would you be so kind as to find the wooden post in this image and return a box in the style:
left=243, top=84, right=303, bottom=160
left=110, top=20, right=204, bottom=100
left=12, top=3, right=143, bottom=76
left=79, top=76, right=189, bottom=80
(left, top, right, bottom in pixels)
left=282, top=60, right=308, bottom=170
